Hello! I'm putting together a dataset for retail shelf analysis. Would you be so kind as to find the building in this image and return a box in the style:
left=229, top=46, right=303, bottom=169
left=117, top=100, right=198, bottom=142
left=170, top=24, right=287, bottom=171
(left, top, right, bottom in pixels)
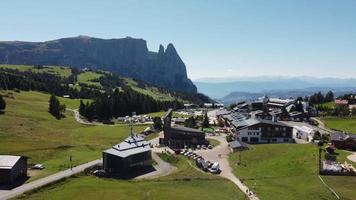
left=335, top=99, right=349, bottom=105
left=293, top=125, right=316, bottom=142
left=103, top=135, right=152, bottom=174
left=233, top=118, right=293, bottom=143
left=160, top=109, right=207, bottom=148
left=0, top=155, right=28, bottom=185
left=267, top=98, right=295, bottom=109
left=330, top=132, right=356, bottom=151
left=229, top=140, right=249, bottom=152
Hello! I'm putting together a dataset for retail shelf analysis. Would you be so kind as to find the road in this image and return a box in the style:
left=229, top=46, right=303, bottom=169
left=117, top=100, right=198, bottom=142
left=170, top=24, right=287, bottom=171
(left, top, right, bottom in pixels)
left=67, top=108, right=153, bottom=126
left=195, top=135, right=260, bottom=200
left=0, top=159, right=101, bottom=200
left=135, top=152, right=177, bottom=180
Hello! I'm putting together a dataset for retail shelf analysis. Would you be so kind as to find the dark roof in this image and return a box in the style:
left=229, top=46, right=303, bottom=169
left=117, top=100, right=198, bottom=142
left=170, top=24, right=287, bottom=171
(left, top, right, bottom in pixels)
left=171, top=125, right=205, bottom=134
left=229, top=140, right=249, bottom=149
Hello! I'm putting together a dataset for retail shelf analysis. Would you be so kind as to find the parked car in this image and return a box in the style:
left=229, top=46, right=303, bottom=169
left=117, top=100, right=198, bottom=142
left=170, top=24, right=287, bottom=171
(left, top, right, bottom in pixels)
left=93, top=169, right=106, bottom=177
left=208, top=145, right=213, bottom=149
left=201, top=161, right=210, bottom=172
left=196, top=158, right=204, bottom=168
left=208, top=162, right=220, bottom=174
left=174, top=149, right=182, bottom=154
left=32, top=164, right=45, bottom=170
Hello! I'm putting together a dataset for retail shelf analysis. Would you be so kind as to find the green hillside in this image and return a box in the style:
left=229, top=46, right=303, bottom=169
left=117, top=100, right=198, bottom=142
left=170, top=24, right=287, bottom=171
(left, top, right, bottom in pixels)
left=0, top=90, right=146, bottom=181
left=0, top=64, right=202, bottom=103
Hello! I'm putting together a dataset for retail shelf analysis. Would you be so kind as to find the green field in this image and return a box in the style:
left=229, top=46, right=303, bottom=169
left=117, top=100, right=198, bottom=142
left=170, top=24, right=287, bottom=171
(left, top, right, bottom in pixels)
left=229, top=144, right=325, bottom=200
left=77, top=71, right=104, bottom=87
left=123, top=78, right=182, bottom=102
left=323, top=117, right=356, bottom=134
left=0, top=90, right=146, bottom=181
left=317, top=101, right=336, bottom=109
left=16, top=152, right=245, bottom=200
left=0, top=64, right=72, bottom=78
left=229, top=143, right=356, bottom=200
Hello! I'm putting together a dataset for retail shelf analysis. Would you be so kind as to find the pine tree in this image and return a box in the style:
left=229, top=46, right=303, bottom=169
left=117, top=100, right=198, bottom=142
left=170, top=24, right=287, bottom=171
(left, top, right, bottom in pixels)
left=202, top=112, right=210, bottom=128
left=0, top=95, right=6, bottom=112
left=48, top=94, right=65, bottom=119
left=79, top=100, right=86, bottom=116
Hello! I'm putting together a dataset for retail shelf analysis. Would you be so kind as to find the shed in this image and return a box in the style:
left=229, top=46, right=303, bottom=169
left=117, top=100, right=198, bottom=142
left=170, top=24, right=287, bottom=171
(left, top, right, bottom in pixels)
left=0, top=155, right=28, bottom=185
left=229, top=141, right=249, bottom=152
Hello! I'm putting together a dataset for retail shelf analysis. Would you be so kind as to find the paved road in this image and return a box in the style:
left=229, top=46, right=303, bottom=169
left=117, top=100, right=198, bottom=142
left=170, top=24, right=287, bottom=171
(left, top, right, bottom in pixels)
left=195, top=135, right=259, bottom=200
left=135, top=153, right=177, bottom=180
left=0, top=159, right=101, bottom=200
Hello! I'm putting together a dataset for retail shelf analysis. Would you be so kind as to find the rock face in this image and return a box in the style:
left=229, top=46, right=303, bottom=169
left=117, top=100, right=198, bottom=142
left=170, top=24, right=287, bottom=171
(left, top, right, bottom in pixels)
left=0, top=36, right=197, bottom=93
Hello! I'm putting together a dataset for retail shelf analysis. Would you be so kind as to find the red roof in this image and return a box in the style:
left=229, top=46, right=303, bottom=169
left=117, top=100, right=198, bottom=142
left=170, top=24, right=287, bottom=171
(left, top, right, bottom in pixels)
left=335, top=99, right=348, bottom=105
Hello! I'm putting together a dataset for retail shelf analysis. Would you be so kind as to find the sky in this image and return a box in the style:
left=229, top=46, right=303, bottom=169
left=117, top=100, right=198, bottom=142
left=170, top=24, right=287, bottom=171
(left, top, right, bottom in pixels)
left=1, top=0, right=356, bottom=80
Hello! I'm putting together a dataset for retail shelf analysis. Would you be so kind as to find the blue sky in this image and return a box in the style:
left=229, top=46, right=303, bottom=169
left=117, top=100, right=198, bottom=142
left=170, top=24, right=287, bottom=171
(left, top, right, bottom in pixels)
left=1, top=0, right=356, bottom=80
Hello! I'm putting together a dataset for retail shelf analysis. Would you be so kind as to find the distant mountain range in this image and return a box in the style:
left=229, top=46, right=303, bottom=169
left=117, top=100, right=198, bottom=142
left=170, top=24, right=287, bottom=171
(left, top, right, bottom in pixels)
left=194, top=76, right=356, bottom=104
left=0, top=36, right=197, bottom=93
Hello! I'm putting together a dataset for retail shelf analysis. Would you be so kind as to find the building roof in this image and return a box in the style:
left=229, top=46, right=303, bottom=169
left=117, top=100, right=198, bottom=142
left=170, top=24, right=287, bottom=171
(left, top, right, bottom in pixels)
left=104, top=135, right=151, bottom=158
left=331, top=132, right=356, bottom=141
left=216, top=109, right=230, bottom=116
left=0, top=155, right=24, bottom=169
left=229, top=140, right=249, bottom=149
left=234, top=118, right=291, bottom=131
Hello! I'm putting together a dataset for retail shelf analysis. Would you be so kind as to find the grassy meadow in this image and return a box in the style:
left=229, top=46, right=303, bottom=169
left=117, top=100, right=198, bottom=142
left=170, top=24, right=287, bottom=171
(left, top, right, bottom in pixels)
left=229, top=144, right=326, bottom=200
left=323, top=117, right=356, bottom=134
left=0, top=90, right=146, bottom=181
left=229, top=143, right=356, bottom=200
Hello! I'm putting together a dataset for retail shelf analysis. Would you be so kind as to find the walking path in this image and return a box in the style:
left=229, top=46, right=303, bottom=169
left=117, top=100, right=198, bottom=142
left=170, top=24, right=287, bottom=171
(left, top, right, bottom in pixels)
left=0, top=159, right=101, bottom=200
left=195, top=135, right=259, bottom=200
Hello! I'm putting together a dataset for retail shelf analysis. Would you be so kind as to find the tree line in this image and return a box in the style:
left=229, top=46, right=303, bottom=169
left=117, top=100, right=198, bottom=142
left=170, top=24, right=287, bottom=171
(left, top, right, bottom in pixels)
left=78, top=88, right=183, bottom=121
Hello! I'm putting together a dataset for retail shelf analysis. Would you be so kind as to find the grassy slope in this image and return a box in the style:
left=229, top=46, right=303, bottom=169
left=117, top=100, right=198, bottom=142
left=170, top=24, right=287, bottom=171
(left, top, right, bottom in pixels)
left=77, top=71, right=104, bottom=87
left=17, top=154, right=245, bottom=200
left=1, top=64, right=188, bottom=103
left=0, top=90, right=146, bottom=181
left=0, top=64, right=72, bottom=78
left=229, top=144, right=341, bottom=200
left=123, top=78, right=181, bottom=102
left=323, top=117, right=356, bottom=134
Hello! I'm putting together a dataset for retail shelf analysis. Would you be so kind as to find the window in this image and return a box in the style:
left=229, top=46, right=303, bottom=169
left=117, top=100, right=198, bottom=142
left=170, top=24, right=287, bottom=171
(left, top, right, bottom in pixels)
left=283, top=127, right=287, bottom=131
left=275, top=127, right=279, bottom=131
left=284, top=139, right=289, bottom=142
left=242, top=137, right=248, bottom=142
left=272, top=139, right=277, bottom=142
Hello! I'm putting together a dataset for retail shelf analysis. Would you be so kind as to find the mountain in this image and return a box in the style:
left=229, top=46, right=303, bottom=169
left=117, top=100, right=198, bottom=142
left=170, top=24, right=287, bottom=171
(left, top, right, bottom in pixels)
left=194, top=76, right=356, bottom=98
left=0, top=36, right=197, bottom=93
left=220, top=87, right=356, bottom=105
